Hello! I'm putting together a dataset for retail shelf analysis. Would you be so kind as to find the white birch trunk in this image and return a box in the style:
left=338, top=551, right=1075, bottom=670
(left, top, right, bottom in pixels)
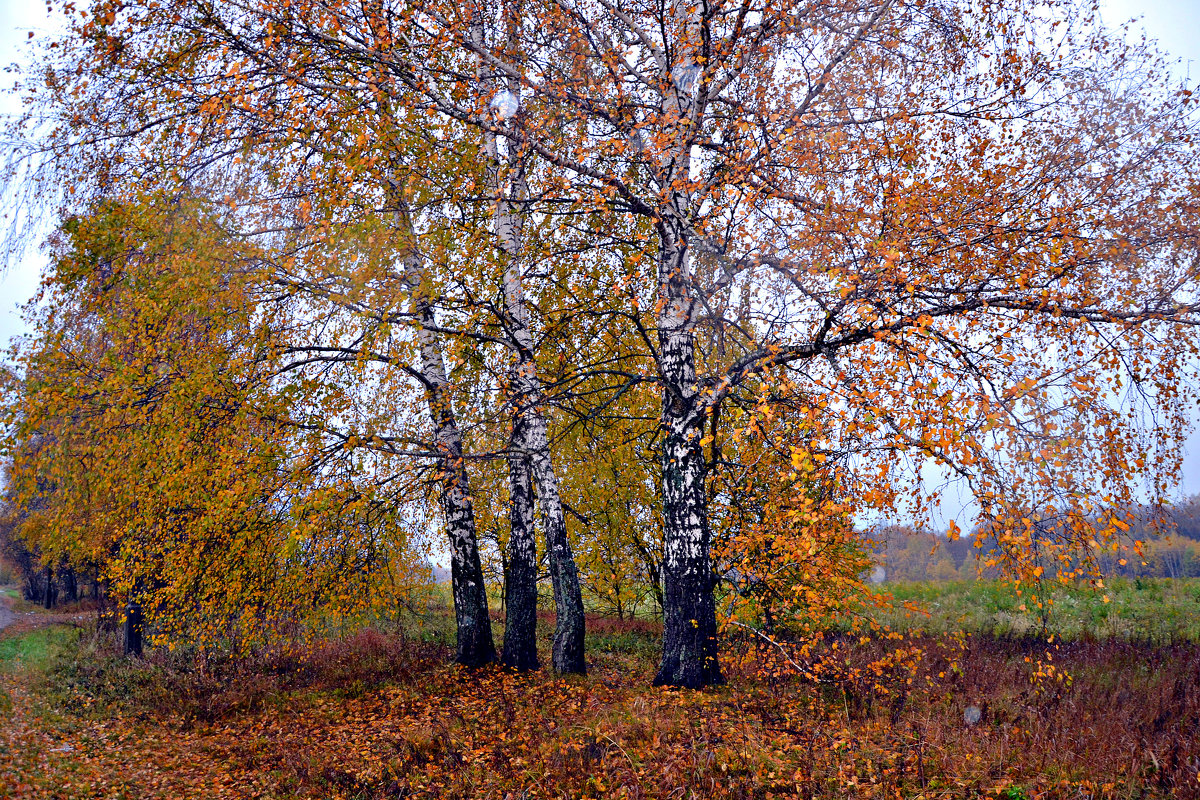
left=652, top=2, right=723, bottom=686
left=490, top=153, right=587, bottom=674
left=394, top=203, right=496, bottom=668
left=502, top=412, right=539, bottom=670
left=474, top=11, right=587, bottom=674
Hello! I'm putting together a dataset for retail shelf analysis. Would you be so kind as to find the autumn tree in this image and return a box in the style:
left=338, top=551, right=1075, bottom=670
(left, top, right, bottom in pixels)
left=9, top=6, right=519, bottom=664
left=709, top=384, right=871, bottom=639
left=0, top=462, right=90, bottom=606
left=5, top=196, right=292, bottom=651
left=9, top=0, right=1200, bottom=690
left=384, top=0, right=1200, bottom=686
left=7, top=0, right=628, bottom=671
left=3, top=196, right=436, bottom=654
left=468, top=1, right=589, bottom=671
left=531, top=301, right=661, bottom=619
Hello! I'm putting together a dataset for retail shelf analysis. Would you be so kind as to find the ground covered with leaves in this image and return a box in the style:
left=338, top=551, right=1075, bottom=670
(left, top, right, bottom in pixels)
left=1, top=596, right=1198, bottom=799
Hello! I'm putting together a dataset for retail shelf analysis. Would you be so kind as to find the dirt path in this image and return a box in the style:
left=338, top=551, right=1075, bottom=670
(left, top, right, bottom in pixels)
left=0, top=590, right=85, bottom=636
left=0, top=592, right=17, bottom=632
left=0, top=597, right=17, bottom=633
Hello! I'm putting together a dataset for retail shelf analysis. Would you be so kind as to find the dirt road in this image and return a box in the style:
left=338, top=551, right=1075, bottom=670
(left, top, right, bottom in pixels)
left=0, top=592, right=18, bottom=632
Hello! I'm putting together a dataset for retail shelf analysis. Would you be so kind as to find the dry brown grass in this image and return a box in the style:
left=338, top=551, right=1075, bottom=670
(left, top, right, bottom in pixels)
left=1, top=615, right=1197, bottom=799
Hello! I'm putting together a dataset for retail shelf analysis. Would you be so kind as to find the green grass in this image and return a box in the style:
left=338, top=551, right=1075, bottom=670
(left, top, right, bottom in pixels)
left=0, top=625, right=80, bottom=716
left=1, top=584, right=44, bottom=613
left=875, top=577, right=1200, bottom=642
left=0, top=626, right=80, bottom=675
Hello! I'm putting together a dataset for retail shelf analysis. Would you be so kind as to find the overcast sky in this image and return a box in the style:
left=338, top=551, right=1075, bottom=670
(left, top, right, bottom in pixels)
left=0, top=0, right=51, bottom=350
left=1, top=0, right=1198, bottom=519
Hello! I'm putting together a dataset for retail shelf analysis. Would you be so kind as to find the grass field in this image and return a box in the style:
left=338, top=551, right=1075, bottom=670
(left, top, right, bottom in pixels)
left=0, top=626, right=79, bottom=672
left=1, top=582, right=1197, bottom=799
left=875, top=577, right=1200, bottom=643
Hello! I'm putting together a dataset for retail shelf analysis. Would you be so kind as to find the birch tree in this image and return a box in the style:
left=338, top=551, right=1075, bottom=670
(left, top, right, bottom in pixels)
left=391, top=0, right=1200, bottom=686
left=469, top=3, right=588, bottom=673
left=9, top=4, right=511, bottom=664
left=9, top=0, right=1200, bottom=689
left=390, top=193, right=496, bottom=667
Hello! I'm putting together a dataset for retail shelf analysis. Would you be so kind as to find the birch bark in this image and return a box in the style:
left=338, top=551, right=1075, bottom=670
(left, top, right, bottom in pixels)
left=395, top=203, right=496, bottom=668
left=473, top=22, right=587, bottom=674
left=652, top=217, right=723, bottom=688
left=652, top=0, right=724, bottom=687
left=486, top=150, right=587, bottom=674
left=502, top=413, right=539, bottom=670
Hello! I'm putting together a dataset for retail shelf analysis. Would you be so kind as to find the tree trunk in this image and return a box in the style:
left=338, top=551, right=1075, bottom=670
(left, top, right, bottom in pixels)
left=22, top=573, right=38, bottom=604
left=417, top=302, right=496, bottom=668
left=43, top=565, right=55, bottom=609
left=61, top=568, right=78, bottom=604
left=523, top=405, right=587, bottom=673
left=502, top=416, right=540, bottom=670
left=491, top=170, right=587, bottom=674
left=123, top=597, right=143, bottom=658
left=395, top=203, right=496, bottom=668
left=649, top=10, right=724, bottom=686
left=440, top=452, right=495, bottom=668
left=652, top=221, right=724, bottom=688
left=475, top=26, right=586, bottom=671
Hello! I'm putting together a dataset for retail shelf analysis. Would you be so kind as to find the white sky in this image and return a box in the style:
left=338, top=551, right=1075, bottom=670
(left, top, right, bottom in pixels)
left=0, top=0, right=1198, bottom=521
left=1102, top=0, right=1200, bottom=82
left=0, top=0, right=51, bottom=352
left=929, top=0, right=1200, bottom=525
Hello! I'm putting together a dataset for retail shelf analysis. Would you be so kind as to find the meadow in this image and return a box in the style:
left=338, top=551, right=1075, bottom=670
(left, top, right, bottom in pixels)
left=873, top=578, right=1200, bottom=643
left=1, top=580, right=1197, bottom=799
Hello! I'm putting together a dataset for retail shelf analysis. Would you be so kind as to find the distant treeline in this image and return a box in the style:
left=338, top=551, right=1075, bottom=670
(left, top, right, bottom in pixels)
left=874, top=496, right=1200, bottom=582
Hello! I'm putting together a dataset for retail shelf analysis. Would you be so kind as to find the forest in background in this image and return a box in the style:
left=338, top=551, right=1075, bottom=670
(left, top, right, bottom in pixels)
left=874, top=496, right=1200, bottom=582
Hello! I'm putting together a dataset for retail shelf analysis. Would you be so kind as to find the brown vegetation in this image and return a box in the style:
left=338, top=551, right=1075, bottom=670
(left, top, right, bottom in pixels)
left=2, top=613, right=1197, bottom=799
